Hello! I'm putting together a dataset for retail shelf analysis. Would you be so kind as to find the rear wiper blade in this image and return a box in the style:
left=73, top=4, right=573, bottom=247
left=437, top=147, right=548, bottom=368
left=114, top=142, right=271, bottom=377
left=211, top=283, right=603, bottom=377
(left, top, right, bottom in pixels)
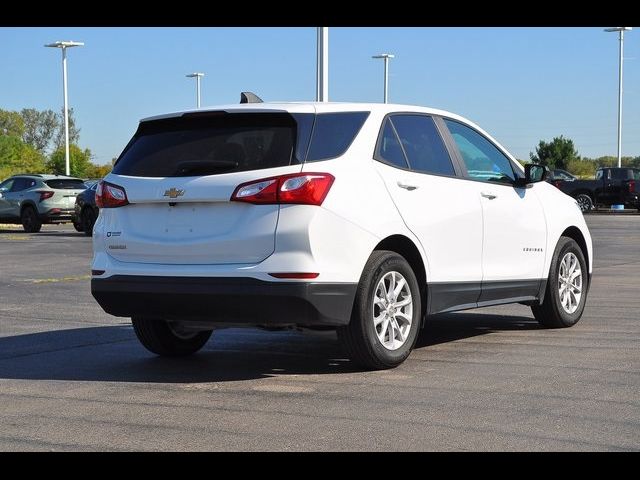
left=173, top=160, right=238, bottom=176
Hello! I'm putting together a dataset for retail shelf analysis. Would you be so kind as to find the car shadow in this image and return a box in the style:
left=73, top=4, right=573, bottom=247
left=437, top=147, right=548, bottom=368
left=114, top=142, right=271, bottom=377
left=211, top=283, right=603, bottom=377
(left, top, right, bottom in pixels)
left=0, top=312, right=539, bottom=384
left=417, top=311, right=541, bottom=348
left=33, top=232, right=88, bottom=238
left=0, top=229, right=84, bottom=237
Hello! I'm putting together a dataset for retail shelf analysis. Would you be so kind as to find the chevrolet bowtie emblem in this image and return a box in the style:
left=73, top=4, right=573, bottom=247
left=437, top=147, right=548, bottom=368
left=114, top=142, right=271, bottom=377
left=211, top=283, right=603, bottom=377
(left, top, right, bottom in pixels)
left=163, top=188, right=185, bottom=199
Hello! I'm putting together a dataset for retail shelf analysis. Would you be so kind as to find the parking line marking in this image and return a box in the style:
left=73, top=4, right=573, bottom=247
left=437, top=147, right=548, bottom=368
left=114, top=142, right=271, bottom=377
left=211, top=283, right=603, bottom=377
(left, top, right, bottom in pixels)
left=27, top=275, right=91, bottom=284
left=0, top=235, right=30, bottom=240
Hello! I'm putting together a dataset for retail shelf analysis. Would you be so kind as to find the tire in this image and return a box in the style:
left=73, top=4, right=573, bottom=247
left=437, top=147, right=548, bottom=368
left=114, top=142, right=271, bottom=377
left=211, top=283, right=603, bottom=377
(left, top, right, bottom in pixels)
left=73, top=221, right=83, bottom=232
left=532, top=237, right=588, bottom=328
left=21, top=206, right=42, bottom=233
left=131, top=317, right=212, bottom=356
left=338, top=250, right=422, bottom=370
left=575, top=194, right=593, bottom=213
left=82, top=208, right=96, bottom=237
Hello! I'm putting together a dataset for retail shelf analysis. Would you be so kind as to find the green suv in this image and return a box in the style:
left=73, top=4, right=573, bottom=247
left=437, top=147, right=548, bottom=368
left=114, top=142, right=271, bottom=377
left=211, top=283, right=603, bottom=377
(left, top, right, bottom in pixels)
left=0, top=174, right=87, bottom=232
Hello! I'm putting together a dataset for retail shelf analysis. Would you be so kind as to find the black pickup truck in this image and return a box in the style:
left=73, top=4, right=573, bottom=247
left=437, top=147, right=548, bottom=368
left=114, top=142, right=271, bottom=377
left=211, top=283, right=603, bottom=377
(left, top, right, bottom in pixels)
left=554, top=167, right=640, bottom=212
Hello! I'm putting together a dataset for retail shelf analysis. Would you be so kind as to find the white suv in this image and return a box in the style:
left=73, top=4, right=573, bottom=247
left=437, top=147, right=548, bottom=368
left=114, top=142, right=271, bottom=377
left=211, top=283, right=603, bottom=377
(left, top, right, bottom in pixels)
left=91, top=102, right=592, bottom=369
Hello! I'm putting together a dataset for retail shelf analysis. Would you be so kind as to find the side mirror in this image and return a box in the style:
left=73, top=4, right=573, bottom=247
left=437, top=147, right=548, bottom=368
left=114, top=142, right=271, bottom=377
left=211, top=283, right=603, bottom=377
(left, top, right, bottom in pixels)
left=515, top=164, right=547, bottom=187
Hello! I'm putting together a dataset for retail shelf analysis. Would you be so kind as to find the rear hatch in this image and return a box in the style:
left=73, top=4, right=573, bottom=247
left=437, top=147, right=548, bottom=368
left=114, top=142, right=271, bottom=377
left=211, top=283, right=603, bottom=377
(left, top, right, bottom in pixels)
left=103, top=111, right=315, bottom=265
left=45, top=178, right=87, bottom=209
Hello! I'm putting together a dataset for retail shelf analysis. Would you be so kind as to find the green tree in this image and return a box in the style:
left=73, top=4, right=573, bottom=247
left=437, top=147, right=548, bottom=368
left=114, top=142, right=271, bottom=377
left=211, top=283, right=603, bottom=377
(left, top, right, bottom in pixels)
left=0, top=109, right=25, bottom=138
left=0, top=135, right=46, bottom=180
left=566, top=158, right=597, bottom=178
left=84, top=162, right=113, bottom=179
left=47, top=144, right=93, bottom=177
left=53, top=107, right=81, bottom=151
left=21, top=108, right=59, bottom=153
left=530, top=136, right=580, bottom=170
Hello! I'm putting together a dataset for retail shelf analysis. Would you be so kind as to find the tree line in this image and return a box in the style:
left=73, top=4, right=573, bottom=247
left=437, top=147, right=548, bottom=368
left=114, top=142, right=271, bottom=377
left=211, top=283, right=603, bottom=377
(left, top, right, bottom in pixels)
left=0, top=107, right=113, bottom=180
left=529, top=135, right=640, bottom=178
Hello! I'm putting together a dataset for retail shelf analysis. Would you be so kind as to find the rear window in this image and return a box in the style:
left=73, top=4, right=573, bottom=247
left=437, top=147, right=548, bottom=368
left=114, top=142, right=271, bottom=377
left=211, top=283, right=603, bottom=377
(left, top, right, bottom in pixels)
left=608, top=169, right=634, bottom=180
left=113, top=111, right=369, bottom=177
left=45, top=179, right=86, bottom=189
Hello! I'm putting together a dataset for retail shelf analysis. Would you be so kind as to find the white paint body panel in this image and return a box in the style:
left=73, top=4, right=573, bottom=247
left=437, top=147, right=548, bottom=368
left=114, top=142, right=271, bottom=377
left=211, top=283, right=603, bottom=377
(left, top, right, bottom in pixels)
left=93, top=102, right=592, bottom=304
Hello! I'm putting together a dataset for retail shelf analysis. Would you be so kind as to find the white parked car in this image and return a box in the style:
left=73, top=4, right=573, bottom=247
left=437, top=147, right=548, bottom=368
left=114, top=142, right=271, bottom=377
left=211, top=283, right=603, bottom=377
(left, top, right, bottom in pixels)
left=91, top=102, right=592, bottom=369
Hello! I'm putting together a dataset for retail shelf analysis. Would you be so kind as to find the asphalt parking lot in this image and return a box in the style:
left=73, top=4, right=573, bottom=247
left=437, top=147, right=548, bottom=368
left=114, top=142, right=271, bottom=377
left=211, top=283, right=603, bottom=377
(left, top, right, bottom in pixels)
left=0, top=215, right=638, bottom=451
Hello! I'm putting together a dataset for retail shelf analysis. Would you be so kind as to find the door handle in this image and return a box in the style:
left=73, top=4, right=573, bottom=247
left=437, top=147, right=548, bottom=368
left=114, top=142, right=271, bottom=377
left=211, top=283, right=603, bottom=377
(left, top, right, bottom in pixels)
left=481, top=191, right=497, bottom=200
left=397, top=182, right=418, bottom=191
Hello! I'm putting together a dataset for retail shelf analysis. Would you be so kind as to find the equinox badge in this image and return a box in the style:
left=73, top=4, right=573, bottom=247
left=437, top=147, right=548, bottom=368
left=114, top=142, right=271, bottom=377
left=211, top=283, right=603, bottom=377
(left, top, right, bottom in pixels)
left=163, top=188, right=185, bottom=199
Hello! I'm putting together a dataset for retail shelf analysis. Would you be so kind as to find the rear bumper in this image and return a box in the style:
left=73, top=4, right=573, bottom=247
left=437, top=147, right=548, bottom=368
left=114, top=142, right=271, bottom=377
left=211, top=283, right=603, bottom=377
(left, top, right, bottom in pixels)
left=91, top=275, right=357, bottom=327
left=40, top=208, right=75, bottom=223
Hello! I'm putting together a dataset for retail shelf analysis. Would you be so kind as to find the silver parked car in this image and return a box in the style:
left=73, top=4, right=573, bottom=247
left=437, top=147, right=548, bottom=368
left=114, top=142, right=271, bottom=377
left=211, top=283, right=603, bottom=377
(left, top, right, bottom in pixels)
left=0, top=174, right=87, bottom=232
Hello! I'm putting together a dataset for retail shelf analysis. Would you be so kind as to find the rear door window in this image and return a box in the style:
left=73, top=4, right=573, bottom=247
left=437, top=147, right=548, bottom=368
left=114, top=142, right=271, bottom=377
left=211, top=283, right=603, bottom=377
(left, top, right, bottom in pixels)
left=10, top=178, right=35, bottom=192
left=375, top=118, right=409, bottom=169
left=389, top=115, right=455, bottom=176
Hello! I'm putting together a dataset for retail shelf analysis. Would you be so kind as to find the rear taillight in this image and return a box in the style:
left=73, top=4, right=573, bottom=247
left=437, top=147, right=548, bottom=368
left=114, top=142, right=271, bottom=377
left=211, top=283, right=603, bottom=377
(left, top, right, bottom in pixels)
left=36, top=191, right=54, bottom=202
left=95, top=180, right=129, bottom=208
left=629, top=180, right=636, bottom=193
left=231, top=173, right=335, bottom=206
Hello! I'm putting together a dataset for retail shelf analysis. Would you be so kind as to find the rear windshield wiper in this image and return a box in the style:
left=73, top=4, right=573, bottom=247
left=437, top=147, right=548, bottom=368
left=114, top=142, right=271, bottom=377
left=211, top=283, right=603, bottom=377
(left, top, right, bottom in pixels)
left=173, top=160, right=239, bottom=176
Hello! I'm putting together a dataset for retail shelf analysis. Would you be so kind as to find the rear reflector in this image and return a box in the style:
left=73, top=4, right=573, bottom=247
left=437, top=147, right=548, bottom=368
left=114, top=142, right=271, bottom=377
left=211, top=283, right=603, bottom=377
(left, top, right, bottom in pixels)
left=231, top=173, right=334, bottom=206
left=96, top=180, right=129, bottom=208
left=269, top=272, right=319, bottom=279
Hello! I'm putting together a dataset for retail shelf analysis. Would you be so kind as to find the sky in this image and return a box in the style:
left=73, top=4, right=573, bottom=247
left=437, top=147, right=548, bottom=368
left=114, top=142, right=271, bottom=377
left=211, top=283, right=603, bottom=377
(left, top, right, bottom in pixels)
left=0, top=27, right=638, bottom=165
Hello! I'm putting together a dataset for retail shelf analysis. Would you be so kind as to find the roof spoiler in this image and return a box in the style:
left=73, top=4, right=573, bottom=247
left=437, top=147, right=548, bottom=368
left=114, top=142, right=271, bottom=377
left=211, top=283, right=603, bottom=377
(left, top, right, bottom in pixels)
left=240, top=92, right=263, bottom=104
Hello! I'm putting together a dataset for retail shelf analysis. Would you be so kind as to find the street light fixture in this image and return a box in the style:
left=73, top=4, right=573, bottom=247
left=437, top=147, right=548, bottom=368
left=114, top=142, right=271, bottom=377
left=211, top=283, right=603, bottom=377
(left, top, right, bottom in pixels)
left=186, top=73, right=205, bottom=108
left=372, top=53, right=395, bottom=103
left=604, top=27, right=632, bottom=168
left=45, top=41, right=84, bottom=176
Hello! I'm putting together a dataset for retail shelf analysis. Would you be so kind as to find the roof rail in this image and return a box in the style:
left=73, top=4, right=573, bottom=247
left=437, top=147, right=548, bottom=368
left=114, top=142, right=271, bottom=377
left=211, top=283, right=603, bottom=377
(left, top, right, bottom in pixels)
left=240, top=92, right=263, bottom=104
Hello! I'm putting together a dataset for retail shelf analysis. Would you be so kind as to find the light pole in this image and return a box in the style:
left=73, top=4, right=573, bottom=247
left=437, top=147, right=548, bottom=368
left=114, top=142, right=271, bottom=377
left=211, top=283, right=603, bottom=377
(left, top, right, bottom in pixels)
left=372, top=53, right=395, bottom=103
left=604, top=27, right=632, bottom=168
left=186, top=73, right=205, bottom=108
left=316, top=27, right=329, bottom=102
left=45, top=41, right=84, bottom=176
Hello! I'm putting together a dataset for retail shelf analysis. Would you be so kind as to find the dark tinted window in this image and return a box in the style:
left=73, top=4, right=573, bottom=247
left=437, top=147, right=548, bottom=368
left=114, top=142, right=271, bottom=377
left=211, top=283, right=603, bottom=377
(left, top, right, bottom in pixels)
left=45, top=179, right=86, bottom=189
left=611, top=169, right=633, bottom=180
left=10, top=178, right=36, bottom=192
left=113, top=113, right=312, bottom=177
left=390, top=115, right=454, bottom=176
left=376, top=118, right=409, bottom=168
left=445, top=119, right=515, bottom=184
left=0, top=179, right=14, bottom=191
left=306, top=112, right=369, bottom=162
